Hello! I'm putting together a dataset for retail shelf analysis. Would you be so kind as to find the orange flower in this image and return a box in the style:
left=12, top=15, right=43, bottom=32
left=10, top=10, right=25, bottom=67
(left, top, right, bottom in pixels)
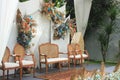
left=21, top=21, right=26, bottom=28
left=25, top=17, right=30, bottom=22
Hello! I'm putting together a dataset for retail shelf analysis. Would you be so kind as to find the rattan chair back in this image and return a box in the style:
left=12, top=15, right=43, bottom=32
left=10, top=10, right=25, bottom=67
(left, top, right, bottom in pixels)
left=14, top=43, right=25, bottom=61
left=39, top=43, right=59, bottom=59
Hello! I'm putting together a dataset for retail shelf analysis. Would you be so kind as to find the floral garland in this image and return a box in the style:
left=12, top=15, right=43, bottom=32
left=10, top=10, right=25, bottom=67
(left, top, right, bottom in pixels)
left=41, top=1, right=77, bottom=40
left=16, top=9, right=37, bottom=49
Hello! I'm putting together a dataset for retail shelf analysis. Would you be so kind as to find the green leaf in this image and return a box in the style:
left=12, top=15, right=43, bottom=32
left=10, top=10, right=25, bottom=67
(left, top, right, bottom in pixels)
left=19, top=0, right=29, bottom=2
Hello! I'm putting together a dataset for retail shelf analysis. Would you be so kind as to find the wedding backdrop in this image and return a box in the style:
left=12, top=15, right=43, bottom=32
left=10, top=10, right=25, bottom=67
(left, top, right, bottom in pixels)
left=0, top=0, right=92, bottom=71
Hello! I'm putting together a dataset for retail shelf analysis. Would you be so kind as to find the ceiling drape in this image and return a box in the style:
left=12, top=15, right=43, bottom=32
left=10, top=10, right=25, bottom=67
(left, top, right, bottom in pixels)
left=0, top=0, right=18, bottom=62
left=74, top=0, right=92, bottom=36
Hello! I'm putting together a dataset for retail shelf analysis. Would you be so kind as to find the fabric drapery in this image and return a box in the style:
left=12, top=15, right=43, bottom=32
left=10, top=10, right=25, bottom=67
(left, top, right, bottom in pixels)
left=0, top=0, right=18, bottom=62
left=74, top=0, right=92, bottom=36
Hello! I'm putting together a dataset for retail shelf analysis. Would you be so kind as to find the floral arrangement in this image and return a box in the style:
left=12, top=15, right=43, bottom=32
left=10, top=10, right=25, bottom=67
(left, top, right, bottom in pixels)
left=53, top=19, right=76, bottom=40
left=53, top=23, right=69, bottom=40
left=41, top=1, right=64, bottom=24
left=41, top=1, right=77, bottom=40
left=16, top=9, right=37, bottom=49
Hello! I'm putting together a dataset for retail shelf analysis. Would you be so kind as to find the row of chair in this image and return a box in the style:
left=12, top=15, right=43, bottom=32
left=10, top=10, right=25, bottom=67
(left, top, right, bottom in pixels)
left=0, top=42, right=89, bottom=80
left=0, top=43, right=35, bottom=80
left=39, top=42, right=89, bottom=73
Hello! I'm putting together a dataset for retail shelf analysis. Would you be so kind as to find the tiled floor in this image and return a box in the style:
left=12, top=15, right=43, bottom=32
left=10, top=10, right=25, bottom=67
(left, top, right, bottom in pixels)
left=0, top=62, right=115, bottom=80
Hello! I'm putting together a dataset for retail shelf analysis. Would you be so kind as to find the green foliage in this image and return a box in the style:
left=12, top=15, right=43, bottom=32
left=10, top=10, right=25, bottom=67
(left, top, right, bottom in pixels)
left=85, top=0, right=114, bottom=34
left=98, top=1, right=119, bottom=62
left=19, top=0, right=28, bottom=2
left=52, top=0, right=65, bottom=8
left=66, top=0, right=75, bottom=19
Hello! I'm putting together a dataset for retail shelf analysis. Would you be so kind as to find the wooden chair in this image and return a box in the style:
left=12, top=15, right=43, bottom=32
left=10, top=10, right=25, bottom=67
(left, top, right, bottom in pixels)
left=68, top=43, right=89, bottom=67
left=13, top=43, right=36, bottom=77
left=0, top=47, right=22, bottom=80
left=75, top=43, right=89, bottom=64
left=39, top=43, right=70, bottom=73
left=67, top=43, right=82, bottom=67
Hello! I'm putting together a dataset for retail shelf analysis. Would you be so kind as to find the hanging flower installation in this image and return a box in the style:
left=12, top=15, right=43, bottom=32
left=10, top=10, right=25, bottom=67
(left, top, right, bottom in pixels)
left=53, top=19, right=77, bottom=40
left=67, top=19, right=77, bottom=38
left=41, top=1, right=64, bottom=24
left=53, top=23, right=69, bottom=40
left=16, top=9, right=37, bottom=49
left=41, top=1, right=77, bottom=40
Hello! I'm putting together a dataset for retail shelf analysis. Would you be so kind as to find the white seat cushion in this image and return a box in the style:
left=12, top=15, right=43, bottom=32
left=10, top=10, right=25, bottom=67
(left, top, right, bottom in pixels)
left=69, top=54, right=81, bottom=58
left=70, top=54, right=88, bottom=58
left=41, top=58, right=68, bottom=63
left=16, top=60, right=34, bottom=65
left=0, top=62, right=19, bottom=68
left=82, top=54, right=88, bottom=58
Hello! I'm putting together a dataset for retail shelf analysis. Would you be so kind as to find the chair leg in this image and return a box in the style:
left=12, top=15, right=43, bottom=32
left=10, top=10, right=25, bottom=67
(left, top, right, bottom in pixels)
left=20, top=68, right=22, bottom=80
left=74, top=59, right=76, bottom=67
left=3, top=70, right=5, bottom=80
left=81, top=59, right=83, bottom=67
left=14, top=69, right=16, bottom=77
left=68, top=60, right=70, bottom=70
left=7, top=70, right=9, bottom=80
left=46, top=64, right=48, bottom=73
left=39, top=62, right=42, bottom=71
left=33, top=66, right=36, bottom=77
left=58, top=62, right=61, bottom=72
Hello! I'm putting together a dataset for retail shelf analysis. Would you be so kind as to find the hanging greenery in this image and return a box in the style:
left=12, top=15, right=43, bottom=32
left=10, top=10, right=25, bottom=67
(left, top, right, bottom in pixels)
left=19, top=0, right=29, bottom=2
left=16, top=9, right=37, bottom=49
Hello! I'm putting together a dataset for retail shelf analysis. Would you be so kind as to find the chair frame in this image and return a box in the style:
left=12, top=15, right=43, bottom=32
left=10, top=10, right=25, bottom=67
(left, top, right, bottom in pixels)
left=13, top=43, right=36, bottom=77
left=68, top=43, right=89, bottom=67
left=39, top=43, right=70, bottom=73
left=68, top=44, right=82, bottom=67
left=0, top=47, right=22, bottom=80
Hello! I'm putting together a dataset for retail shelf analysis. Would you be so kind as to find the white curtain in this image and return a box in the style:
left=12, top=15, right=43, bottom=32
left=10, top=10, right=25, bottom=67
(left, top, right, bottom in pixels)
left=0, top=0, right=18, bottom=62
left=74, top=0, right=92, bottom=36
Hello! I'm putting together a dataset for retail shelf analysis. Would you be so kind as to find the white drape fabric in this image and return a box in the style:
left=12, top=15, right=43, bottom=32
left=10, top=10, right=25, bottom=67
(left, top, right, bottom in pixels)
left=0, top=0, right=18, bottom=62
left=74, top=0, right=92, bottom=36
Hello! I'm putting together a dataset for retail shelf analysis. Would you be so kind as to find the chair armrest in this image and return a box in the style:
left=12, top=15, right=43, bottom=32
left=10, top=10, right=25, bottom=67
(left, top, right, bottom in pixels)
left=40, top=54, right=48, bottom=62
left=25, top=53, right=36, bottom=65
left=1, top=61, right=5, bottom=68
left=40, top=54, right=47, bottom=57
left=84, top=50, right=89, bottom=56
